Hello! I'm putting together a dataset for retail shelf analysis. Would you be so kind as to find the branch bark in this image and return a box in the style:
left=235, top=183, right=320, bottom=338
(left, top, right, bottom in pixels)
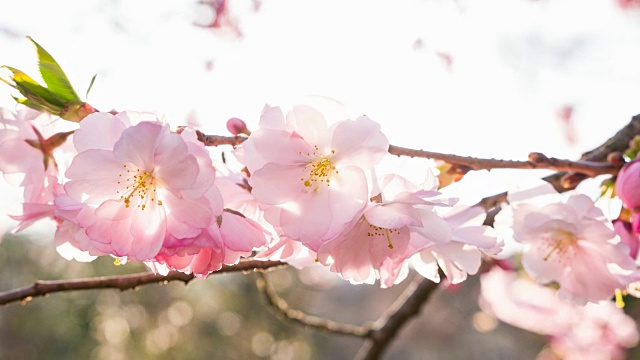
left=255, top=272, right=371, bottom=337
left=196, top=131, right=620, bottom=177
left=355, top=276, right=441, bottom=360
left=0, top=260, right=285, bottom=306
left=478, top=113, right=640, bottom=220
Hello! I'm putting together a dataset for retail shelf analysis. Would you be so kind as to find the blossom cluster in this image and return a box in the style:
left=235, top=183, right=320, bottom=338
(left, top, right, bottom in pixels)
left=2, top=100, right=640, bottom=307
left=0, top=102, right=501, bottom=287
left=5, top=98, right=640, bottom=358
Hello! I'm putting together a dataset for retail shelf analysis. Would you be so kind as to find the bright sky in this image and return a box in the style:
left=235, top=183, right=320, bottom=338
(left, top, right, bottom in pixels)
left=1, top=0, right=640, bottom=230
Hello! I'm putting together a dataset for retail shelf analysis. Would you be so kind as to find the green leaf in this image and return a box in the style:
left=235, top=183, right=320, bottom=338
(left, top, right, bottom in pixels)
left=85, top=74, right=97, bottom=99
left=3, top=66, right=66, bottom=111
left=28, top=36, right=81, bottom=103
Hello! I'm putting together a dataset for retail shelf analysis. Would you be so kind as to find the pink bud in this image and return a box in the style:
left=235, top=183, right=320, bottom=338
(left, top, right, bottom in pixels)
left=616, top=160, right=640, bottom=209
left=226, top=117, right=250, bottom=135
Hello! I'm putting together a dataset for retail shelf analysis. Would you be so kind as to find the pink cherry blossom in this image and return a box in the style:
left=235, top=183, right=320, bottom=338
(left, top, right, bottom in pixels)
left=480, top=267, right=639, bottom=360
left=151, top=209, right=269, bottom=277
left=61, top=112, right=219, bottom=261
left=0, top=107, right=79, bottom=232
left=317, top=173, right=454, bottom=287
left=410, top=205, right=501, bottom=284
left=233, top=103, right=389, bottom=250
left=494, top=180, right=640, bottom=304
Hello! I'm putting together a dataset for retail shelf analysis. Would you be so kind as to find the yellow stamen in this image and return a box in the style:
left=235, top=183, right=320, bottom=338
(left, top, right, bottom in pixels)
left=299, top=147, right=337, bottom=190
left=117, top=165, right=161, bottom=210
left=615, top=289, right=625, bottom=308
left=368, top=224, right=399, bottom=250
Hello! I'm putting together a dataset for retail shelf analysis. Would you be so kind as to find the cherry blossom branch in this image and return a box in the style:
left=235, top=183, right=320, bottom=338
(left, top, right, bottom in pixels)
left=0, top=260, right=285, bottom=306
left=388, top=146, right=620, bottom=177
left=255, top=272, right=371, bottom=337
left=256, top=272, right=441, bottom=359
left=195, top=131, right=619, bottom=177
left=355, top=276, right=441, bottom=360
left=478, top=113, right=640, bottom=217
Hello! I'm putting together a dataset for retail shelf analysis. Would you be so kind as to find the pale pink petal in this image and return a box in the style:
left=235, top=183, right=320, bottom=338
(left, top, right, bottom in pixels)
left=364, top=203, right=421, bottom=229
left=113, top=122, right=166, bottom=170
left=160, top=189, right=214, bottom=229
left=252, top=129, right=311, bottom=166
left=153, top=132, right=198, bottom=192
left=250, top=163, right=307, bottom=205
left=521, top=243, right=567, bottom=284
left=507, top=180, right=563, bottom=206
left=129, top=201, right=166, bottom=260
left=286, top=105, right=331, bottom=149
left=432, top=243, right=482, bottom=283
left=279, top=189, right=332, bottom=249
left=412, top=209, right=453, bottom=244
left=64, top=150, right=124, bottom=204
left=331, top=115, right=389, bottom=168
left=411, top=251, right=441, bottom=283
left=258, top=104, right=286, bottom=130
left=219, top=212, right=269, bottom=251
left=73, top=112, right=127, bottom=152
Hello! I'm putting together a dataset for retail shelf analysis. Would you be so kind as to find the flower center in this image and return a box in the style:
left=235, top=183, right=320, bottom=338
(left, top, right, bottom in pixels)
left=300, top=146, right=338, bottom=191
left=116, top=164, right=162, bottom=210
left=542, top=229, right=576, bottom=261
left=367, top=224, right=399, bottom=249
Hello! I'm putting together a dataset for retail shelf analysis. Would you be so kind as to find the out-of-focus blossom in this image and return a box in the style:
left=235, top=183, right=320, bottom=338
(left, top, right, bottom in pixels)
left=618, top=0, right=640, bottom=10
left=494, top=180, right=639, bottom=304
left=233, top=103, right=389, bottom=251
left=317, top=173, right=454, bottom=287
left=480, top=267, right=639, bottom=360
left=0, top=107, right=78, bottom=232
left=411, top=205, right=501, bottom=284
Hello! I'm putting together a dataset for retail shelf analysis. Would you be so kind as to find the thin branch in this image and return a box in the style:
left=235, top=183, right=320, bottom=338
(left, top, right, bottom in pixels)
left=355, top=276, right=441, bottom=360
left=478, top=113, right=640, bottom=220
left=196, top=132, right=619, bottom=177
left=388, top=146, right=620, bottom=177
left=195, top=131, right=247, bottom=147
left=0, top=260, right=285, bottom=306
left=255, top=272, right=371, bottom=337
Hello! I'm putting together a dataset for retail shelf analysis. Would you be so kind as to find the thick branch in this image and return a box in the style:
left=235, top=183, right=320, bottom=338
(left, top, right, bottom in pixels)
left=356, top=276, right=440, bottom=360
left=0, top=260, right=285, bottom=306
left=255, top=272, right=370, bottom=337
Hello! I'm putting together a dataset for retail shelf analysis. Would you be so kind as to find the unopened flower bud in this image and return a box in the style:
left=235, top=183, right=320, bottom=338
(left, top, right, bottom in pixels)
left=607, top=152, right=626, bottom=166
left=616, top=160, right=640, bottom=209
left=226, top=117, right=250, bottom=135
left=560, top=172, right=586, bottom=189
left=528, top=152, right=549, bottom=164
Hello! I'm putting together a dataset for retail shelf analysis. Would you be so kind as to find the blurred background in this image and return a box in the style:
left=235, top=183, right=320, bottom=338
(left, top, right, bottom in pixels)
left=2, top=0, right=640, bottom=358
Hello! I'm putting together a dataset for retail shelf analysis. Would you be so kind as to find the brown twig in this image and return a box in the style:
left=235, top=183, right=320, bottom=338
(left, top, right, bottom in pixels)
left=0, top=260, right=285, bottom=306
left=255, top=272, right=371, bottom=337
left=478, top=113, right=640, bottom=222
left=195, top=131, right=247, bottom=147
left=196, top=132, right=619, bottom=177
left=388, top=146, right=620, bottom=177
left=355, top=276, right=441, bottom=360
